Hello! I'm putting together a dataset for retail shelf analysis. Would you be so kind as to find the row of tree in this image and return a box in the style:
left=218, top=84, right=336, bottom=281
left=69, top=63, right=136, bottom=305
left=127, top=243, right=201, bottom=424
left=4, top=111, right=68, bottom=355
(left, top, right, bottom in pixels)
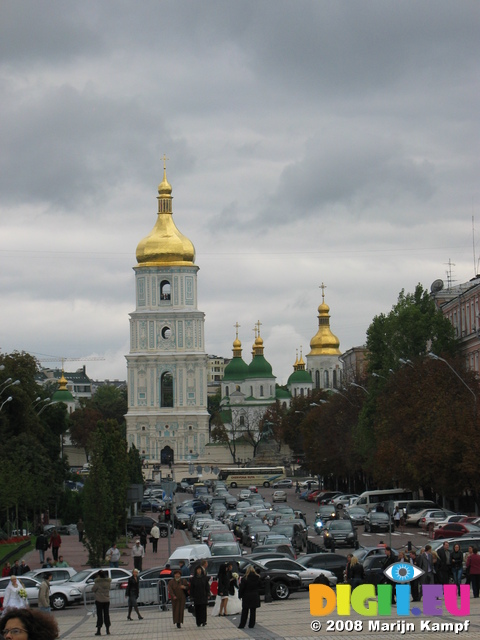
left=0, top=353, right=143, bottom=565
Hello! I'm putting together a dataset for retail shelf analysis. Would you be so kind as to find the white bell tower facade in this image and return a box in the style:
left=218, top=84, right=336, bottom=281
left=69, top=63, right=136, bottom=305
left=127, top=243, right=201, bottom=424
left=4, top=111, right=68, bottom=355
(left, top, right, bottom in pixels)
left=125, top=163, right=209, bottom=464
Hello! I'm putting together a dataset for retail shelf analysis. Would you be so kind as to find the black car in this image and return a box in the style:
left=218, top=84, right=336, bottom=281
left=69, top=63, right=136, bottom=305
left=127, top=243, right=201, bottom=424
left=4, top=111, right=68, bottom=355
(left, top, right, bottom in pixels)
left=296, top=553, right=348, bottom=583
left=191, top=555, right=302, bottom=600
left=364, top=511, right=394, bottom=533
left=343, top=506, right=368, bottom=526
left=362, top=554, right=391, bottom=585
left=127, top=516, right=170, bottom=537
left=323, top=519, right=358, bottom=549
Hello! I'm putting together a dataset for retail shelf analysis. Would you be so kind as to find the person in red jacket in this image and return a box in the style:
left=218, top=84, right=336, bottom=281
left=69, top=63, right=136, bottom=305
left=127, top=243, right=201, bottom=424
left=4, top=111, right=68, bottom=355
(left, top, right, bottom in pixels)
left=49, top=530, right=62, bottom=562
left=466, top=546, right=480, bottom=598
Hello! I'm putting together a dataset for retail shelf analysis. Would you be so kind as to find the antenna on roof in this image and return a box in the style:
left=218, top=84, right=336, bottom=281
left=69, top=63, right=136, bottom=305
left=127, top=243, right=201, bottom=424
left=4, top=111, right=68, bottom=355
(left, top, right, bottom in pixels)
left=473, top=216, right=477, bottom=277
left=445, top=259, right=456, bottom=290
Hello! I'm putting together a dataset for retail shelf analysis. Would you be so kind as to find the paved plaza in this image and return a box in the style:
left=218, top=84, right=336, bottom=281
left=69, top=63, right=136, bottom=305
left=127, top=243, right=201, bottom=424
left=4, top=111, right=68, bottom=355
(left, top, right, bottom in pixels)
left=20, top=526, right=480, bottom=639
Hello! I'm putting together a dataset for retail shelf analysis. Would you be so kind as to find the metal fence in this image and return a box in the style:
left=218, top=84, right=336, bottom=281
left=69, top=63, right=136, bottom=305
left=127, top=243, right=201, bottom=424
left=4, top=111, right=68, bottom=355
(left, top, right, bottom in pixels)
left=83, top=578, right=174, bottom=612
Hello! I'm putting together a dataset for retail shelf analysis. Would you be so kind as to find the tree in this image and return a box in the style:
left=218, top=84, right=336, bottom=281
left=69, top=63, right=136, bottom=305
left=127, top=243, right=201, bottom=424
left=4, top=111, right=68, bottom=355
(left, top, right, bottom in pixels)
left=69, top=406, right=103, bottom=460
left=127, top=444, right=144, bottom=484
left=82, top=419, right=129, bottom=565
left=91, top=385, right=127, bottom=426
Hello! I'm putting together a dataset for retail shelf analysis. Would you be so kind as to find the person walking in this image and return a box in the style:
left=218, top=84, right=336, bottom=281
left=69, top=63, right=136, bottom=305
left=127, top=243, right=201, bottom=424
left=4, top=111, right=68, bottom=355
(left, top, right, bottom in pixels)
left=238, top=565, right=261, bottom=629
left=139, top=527, right=148, bottom=554
left=77, top=518, right=85, bottom=543
left=437, top=541, right=451, bottom=585
left=38, top=572, right=52, bottom=613
left=49, top=530, right=62, bottom=562
left=451, top=543, right=464, bottom=596
left=35, top=532, right=49, bottom=564
left=190, top=565, right=210, bottom=627
left=92, top=570, right=111, bottom=636
left=106, top=543, right=121, bottom=568
left=168, top=569, right=189, bottom=629
left=466, top=546, right=480, bottom=598
left=131, top=539, right=145, bottom=572
left=126, top=569, right=143, bottom=621
left=150, top=523, right=160, bottom=554
left=349, top=556, right=364, bottom=589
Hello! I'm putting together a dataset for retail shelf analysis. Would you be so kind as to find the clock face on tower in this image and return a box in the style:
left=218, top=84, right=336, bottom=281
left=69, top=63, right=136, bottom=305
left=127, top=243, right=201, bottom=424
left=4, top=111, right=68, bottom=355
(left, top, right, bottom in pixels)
left=162, top=326, right=171, bottom=339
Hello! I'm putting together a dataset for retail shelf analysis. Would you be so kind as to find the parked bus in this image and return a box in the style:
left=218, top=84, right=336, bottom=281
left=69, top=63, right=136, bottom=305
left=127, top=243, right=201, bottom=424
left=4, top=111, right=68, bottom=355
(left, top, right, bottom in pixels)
left=217, top=466, right=286, bottom=488
left=354, top=488, right=414, bottom=512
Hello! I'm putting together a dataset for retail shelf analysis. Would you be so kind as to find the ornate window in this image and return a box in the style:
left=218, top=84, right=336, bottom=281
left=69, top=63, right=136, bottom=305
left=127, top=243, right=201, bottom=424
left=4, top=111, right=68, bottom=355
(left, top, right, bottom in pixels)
left=160, top=280, right=171, bottom=301
left=160, top=372, right=173, bottom=407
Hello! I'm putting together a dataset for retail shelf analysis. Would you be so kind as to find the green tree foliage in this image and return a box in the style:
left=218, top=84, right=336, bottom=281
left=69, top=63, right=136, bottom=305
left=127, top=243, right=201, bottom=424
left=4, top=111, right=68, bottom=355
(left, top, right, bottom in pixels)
left=90, top=385, right=127, bottom=426
left=127, top=444, right=144, bottom=484
left=371, top=357, right=480, bottom=502
left=366, top=284, right=456, bottom=373
left=69, top=406, right=103, bottom=460
left=0, top=352, right=70, bottom=529
left=82, top=419, right=129, bottom=566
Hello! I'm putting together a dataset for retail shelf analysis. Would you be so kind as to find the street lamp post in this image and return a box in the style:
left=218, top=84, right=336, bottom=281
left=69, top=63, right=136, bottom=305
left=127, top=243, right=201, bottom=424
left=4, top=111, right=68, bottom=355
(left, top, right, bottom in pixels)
left=37, top=401, right=59, bottom=416
left=0, top=396, right=13, bottom=411
left=350, top=382, right=369, bottom=394
left=427, top=353, right=477, bottom=411
left=0, top=379, right=20, bottom=395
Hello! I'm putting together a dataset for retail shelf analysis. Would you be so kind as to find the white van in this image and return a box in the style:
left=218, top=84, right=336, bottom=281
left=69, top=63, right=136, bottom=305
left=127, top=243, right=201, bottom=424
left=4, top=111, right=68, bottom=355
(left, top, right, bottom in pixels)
left=168, top=544, right=211, bottom=567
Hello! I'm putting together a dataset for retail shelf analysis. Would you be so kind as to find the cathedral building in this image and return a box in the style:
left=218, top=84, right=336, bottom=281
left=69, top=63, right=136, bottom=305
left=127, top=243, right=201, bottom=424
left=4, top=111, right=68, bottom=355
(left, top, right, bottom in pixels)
left=307, top=286, right=343, bottom=389
left=125, top=165, right=209, bottom=464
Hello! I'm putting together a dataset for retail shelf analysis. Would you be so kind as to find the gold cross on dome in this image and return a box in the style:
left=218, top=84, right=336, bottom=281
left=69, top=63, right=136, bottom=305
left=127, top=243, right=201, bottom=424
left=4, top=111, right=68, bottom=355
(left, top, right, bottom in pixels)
left=161, top=153, right=169, bottom=170
left=234, top=322, right=241, bottom=339
left=319, top=282, right=327, bottom=301
left=256, top=320, right=262, bottom=336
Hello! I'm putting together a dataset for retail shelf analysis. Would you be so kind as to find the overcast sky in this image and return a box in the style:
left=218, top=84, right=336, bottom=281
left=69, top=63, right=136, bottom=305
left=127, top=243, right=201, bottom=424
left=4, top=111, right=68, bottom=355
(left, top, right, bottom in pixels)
left=1, top=0, right=479, bottom=384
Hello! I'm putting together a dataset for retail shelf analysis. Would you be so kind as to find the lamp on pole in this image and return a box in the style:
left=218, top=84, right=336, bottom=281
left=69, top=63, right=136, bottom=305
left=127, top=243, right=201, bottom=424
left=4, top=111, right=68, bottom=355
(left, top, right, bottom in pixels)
left=0, top=396, right=13, bottom=411
left=0, top=378, right=20, bottom=395
left=427, top=352, right=477, bottom=410
left=37, top=401, right=59, bottom=416
left=350, top=382, right=369, bottom=394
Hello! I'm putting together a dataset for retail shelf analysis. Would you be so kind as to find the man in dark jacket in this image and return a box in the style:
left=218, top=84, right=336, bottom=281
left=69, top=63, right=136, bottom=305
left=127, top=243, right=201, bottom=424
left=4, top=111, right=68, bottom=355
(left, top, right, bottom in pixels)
left=35, top=532, right=49, bottom=564
left=437, top=541, right=451, bottom=584
left=382, top=547, right=397, bottom=603
left=126, top=569, right=143, bottom=621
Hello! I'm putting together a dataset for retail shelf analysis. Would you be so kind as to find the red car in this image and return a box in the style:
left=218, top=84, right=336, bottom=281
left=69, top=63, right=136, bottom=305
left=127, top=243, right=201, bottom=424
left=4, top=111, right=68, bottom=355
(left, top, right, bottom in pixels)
left=307, top=490, right=322, bottom=502
left=433, top=522, right=480, bottom=540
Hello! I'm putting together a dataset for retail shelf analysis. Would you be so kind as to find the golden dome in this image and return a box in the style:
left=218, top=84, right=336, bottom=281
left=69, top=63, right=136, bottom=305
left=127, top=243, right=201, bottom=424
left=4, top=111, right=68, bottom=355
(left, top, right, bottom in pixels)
left=307, top=298, right=341, bottom=356
left=136, top=166, right=195, bottom=267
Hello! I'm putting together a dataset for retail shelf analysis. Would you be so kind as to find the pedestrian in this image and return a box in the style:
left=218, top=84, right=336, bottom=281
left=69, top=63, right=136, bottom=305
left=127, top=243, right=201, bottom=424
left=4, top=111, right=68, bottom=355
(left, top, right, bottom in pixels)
left=42, top=557, right=53, bottom=569
left=349, top=556, right=364, bottom=589
left=344, top=554, right=353, bottom=584
left=77, top=518, right=85, bottom=543
left=139, top=527, right=148, bottom=553
left=451, top=543, right=464, bottom=596
left=238, top=565, right=261, bottom=629
left=48, top=530, right=62, bottom=562
left=20, top=560, right=31, bottom=575
left=10, top=561, right=21, bottom=576
left=382, top=547, right=396, bottom=603
left=38, top=572, right=53, bottom=613
left=131, top=539, right=145, bottom=572
left=106, top=543, right=121, bottom=568
left=393, top=507, right=401, bottom=530
left=295, top=481, right=300, bottom=494
left=217, top=562, right=233, bottom=616
left=421, top=545, right=435, bottom=586
left=408, top=550, right=421, bottom=602
left=466, top=546, right=480, bottom=598
left=2, top=563, right=11, bottom=577
left=2, top=575, right=29, bottom=612
left=126, top=569, right=143, bottom=621
left=92, top=570, right=111, bottom=636
left=150, top=523, right=160, bottom=553
left=55, top=556, right=69, bottom=568
left=168, top=569, right=189, bottom=629
left=437, top=541, right=451, bottom=585
left=0, top=608, right=59, bottom=640
left=189, top=565, right=210, bottom=627
left=159, top=563, right=173, bottom=609
left=36, top=532, right=49, bottom=564
left=179, top=560, right=190, bottom=578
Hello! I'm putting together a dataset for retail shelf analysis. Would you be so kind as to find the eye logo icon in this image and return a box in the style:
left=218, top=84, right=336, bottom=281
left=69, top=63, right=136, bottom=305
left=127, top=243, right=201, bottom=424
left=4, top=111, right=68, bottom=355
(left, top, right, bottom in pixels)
left=384, top=562, right=424, bottom=583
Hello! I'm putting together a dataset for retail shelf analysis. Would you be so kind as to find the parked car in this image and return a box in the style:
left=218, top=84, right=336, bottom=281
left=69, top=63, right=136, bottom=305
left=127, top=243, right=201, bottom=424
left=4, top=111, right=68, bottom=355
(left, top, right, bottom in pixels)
left=297, top=553, right=348, bottom=583
left=272, top=490, right=287, bottom=503
left=332, top=494, right=359, bottom=508
left=127, top=516, right=170, bottom=537
left=243, top=523, right=271, bottom=547
left=419, top=509, right=457, bottom=530
left=364, top=511, right=394, bottom=533
left=323, top=519, right=358, bottom=549
left=353, top=546, right=398, bottom=564
left=316, top=491, right=343, bottom=505
left=0, top=575, right=82, bottom=611
left=273, top=479, right=293, bottom=489
left=255, top=557, right=337, bottom=588
left=362, top=553, right=391, bottom=586
left=64, top=568, right=132, bottom=597
left=250, top=543, right=296, bottom=559
left=316, top=505, right=338, bottom=523
left=207, top=530, right=236, bottom=547
left=300, top=479, right=319, bottom=489
left=210, top=542, right=243, bottom=556
left=24, top=567, right=77, bottom=584
left=271, top=522, right=308, bottom=552
left=433, top=523, right=480, bottom=540
left=140, top=500, right=164, bottom=513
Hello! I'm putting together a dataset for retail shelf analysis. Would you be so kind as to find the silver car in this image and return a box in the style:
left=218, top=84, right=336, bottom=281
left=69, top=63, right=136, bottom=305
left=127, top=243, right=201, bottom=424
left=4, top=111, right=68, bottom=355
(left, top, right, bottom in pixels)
left=0, top=575, right=82, bottom=610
